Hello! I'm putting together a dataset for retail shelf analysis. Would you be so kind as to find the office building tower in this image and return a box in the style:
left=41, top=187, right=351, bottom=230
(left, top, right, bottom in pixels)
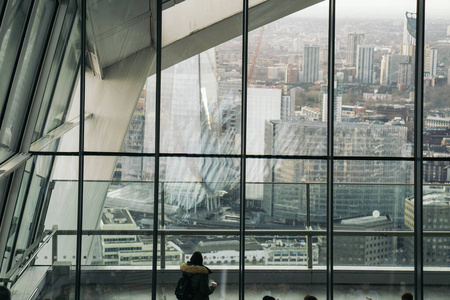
left=334, top=215, right=394, bottom=266
left=380, top=55, right=390, bottom=86
left=380, top=55, right=411, bottom=86
left=347, top=33, right=365, bottom=67
left=398, top=62, right=414, bottom=90
left=321, top=72, right=343, bottom=122
left=402, top=12, right=416, bottom=56
left=356, top=45, right=374, bottom=84
left=285, top=64, right=300, bottom=84
left=293, top=37, right=304, bottom=53
left=424, top=45, right=438, bottom=78
left=281, top=95, right=294, bottom=120
left=405, top=188, right=450, bottom=265
left=247, top=87, right=282, bottom=202
left=303, top=45, right=320, bottom=83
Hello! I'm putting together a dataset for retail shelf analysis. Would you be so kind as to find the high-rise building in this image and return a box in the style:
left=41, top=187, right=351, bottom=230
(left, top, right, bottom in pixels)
left=303, top=45, right=320, bottom=83
left=380, top=54, right=411, bottom=86
left=281, top=95, right=294, bottom=120
left=346, top=33, right=365, bottom=67
left=402, top=12, right=417, bottom=56
left=425, top=45, right=438, bottom=78
left=398, top=62, right=414, bottom=90
left=321, top=72, right=343, bottom=122
left=380, top=55, right=390, bottom=86
left=356, top=45, right=374, bottom=84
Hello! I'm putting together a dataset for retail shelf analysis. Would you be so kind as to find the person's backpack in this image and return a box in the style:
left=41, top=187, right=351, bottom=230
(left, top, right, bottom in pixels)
left=175, top=274, right=195, bottom=300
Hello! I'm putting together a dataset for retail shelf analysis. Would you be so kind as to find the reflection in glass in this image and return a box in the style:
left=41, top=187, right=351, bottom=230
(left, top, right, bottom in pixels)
left=246, top=159, right=327, bottom=229
left=0, top=0, right=56, bottom=162
left=161, top=0, right=242, bottom=155
left=248, top=1, right=329, bottom=156
left=32, top=0, right=80, bottom=146
left=160, top=157, right=240, bottom=229
left=158, top=46, right=242, bottom=155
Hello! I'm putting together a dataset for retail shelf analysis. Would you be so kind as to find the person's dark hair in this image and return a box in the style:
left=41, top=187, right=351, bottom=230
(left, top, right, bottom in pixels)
left=263, top=296, right=276, bottom=300
left=304, top=295, right=318, bottom=300
left=190, top=251, right=203, bottom=265
left=0, top=286, right=11, bottom=300
left=401, top=292, right=413, bottom=300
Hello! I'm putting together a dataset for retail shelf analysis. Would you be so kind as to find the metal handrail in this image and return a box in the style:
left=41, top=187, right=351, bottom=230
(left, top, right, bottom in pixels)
left=52, top=229, right=450, bottom=236
left=0, top=226, right=58, bottom=284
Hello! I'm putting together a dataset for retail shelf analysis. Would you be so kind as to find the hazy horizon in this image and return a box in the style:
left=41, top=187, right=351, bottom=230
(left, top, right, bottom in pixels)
left=292, top=0, right=449, bottom=20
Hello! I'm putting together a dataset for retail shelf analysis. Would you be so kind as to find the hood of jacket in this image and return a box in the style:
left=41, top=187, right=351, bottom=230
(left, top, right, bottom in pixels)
left=180, top=262, right=212, bottom=275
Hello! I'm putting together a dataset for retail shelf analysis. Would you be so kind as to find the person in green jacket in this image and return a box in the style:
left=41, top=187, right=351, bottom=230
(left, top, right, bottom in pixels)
left=180, top=251, right=217, bottom=300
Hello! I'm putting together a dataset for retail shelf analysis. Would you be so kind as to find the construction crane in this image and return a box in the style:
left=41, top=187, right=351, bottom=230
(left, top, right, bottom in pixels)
left=247, top=26, right=264, bottom=87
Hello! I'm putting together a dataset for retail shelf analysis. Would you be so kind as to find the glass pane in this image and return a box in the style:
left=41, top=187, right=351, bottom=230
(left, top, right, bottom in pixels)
left=161, top=0, right=242, bottom=155
left=334, top=160, right=413, bottom=230
left=83, top=156, right=155, bottom=227
left=32, top=0, right=81, bottom=152
left=10, top=156, right=54, bottom=268
left=43, top=156, right=79, bottom=230
left=334, top=235, right=414, bottom=267
left=160, top=157, right=240, bottom=229
left=82, top=156, right=155, bottom=269
left=0, top=174, right=12, bottom=224
left=423, top=0, right=450, bottom=158
left=334, top=238, right=414, bottom=300
left=31, top=155, right=80, bottom=299
left=335, top=0, right=416, bottom=158
left=0, top=0, right=57, bottom=162
left=247, top=158, right=326, bottom=230
left=34, top=236, right=77, bottom=300
left=0, top=172, right=18, bottom=274
left=120, top=80, right=155, bottom=154
left=0, top=0, right=34, bottom=120
left=245, top=236, right=325, bottom=299
left=422, top=183, right=450, bottom=232
left=158, top=234, right=238, bottom=299
left=248, top=1, right=329, bottom=155
left=83, top=0, right=154, bottom=153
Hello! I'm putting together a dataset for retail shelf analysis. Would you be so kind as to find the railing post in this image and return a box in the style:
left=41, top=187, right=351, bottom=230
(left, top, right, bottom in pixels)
left=161, top=183, right=165, bottom=269
left=52, top=225, right=58, bottom=265
left=306, top=183, right=313, bottom=269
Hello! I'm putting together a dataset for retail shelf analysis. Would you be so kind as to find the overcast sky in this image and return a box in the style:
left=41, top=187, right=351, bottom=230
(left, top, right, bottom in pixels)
left=296, top=0, right=450, bottom=20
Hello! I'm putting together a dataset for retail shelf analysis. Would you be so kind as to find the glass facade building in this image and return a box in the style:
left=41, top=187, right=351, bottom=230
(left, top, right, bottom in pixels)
left=0, top=0, right=449, bottom=299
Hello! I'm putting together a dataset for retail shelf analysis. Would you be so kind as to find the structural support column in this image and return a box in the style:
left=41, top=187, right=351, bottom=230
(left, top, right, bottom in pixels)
left=152, top=0, right=162, bottom=299
left=414, top=1, right=425, bottom=299
left=75, top=0, right=86, bottom=298
left=239, top=1, right=249, bottom=299
left=326, top=1, right=336, bottom=299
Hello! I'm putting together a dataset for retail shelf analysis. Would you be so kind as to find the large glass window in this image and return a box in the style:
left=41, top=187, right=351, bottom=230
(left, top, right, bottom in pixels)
left=0, top=0, right=449, bottom=299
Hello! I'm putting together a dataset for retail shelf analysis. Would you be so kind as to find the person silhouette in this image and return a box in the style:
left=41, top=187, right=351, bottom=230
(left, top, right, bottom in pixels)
left=180, top=251, right=217, bottom=300
left=401, top=292, right=413, bottom=300
left=0, top=286, right=11, bottom=300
